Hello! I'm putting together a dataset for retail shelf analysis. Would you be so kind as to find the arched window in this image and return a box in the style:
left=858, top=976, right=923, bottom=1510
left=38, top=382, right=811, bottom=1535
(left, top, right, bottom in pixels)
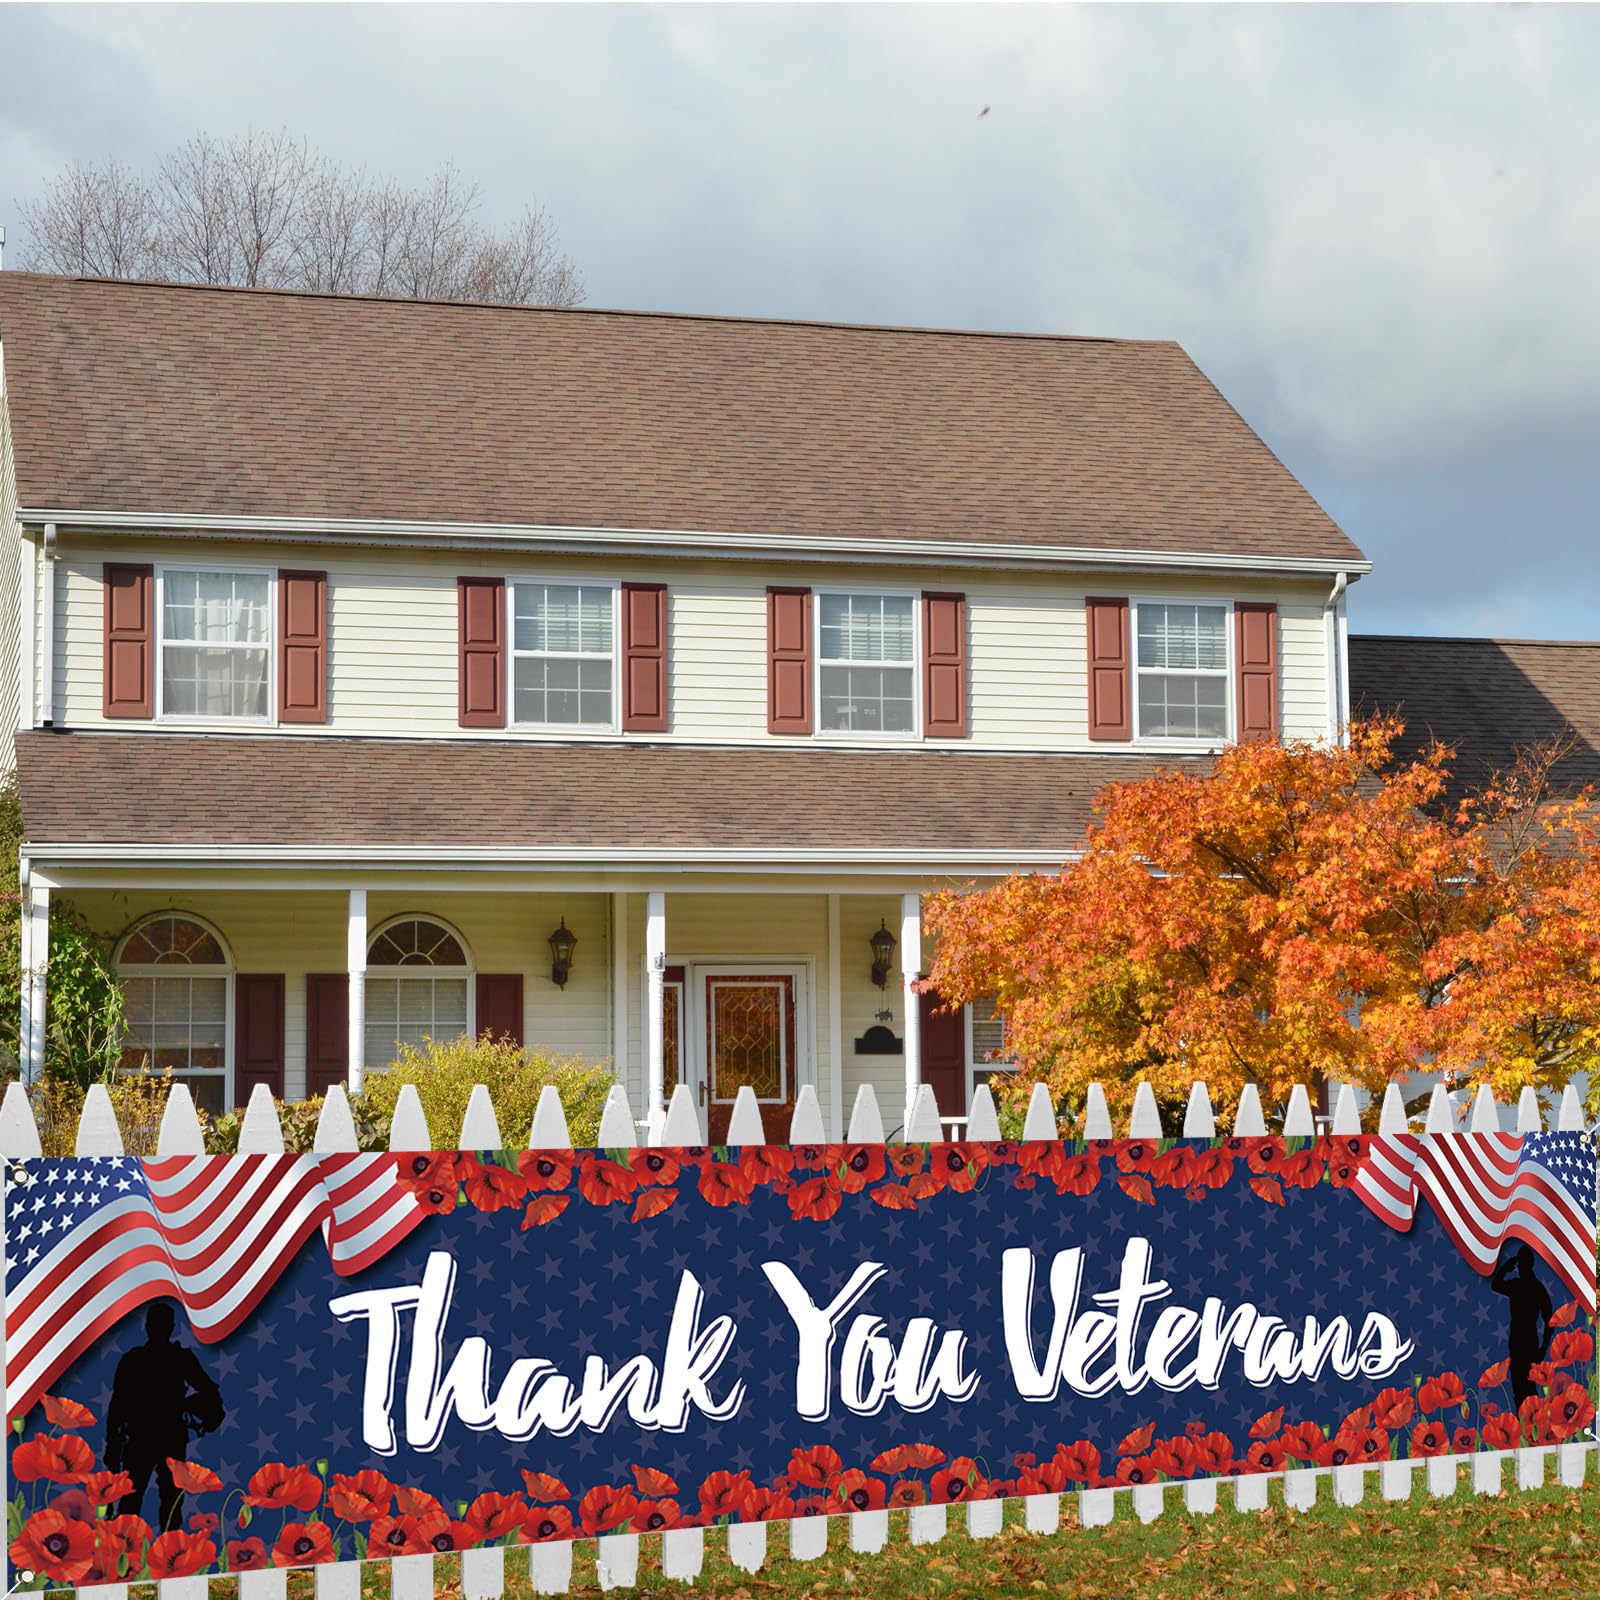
left=365, top=916, right=472, bottom=1069
left=116, top=914, right=231, bottom=1114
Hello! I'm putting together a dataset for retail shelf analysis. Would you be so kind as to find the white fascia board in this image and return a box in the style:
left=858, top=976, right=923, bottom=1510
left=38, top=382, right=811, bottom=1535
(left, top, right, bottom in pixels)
left=21, top=507, right=1373, bottom=580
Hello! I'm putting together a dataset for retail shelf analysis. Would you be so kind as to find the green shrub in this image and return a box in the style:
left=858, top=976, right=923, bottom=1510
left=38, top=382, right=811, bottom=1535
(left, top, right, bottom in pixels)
left=206, top=1090, right=391, bottom=1154
left=358, top=1034, right=614, bottom=1148
left=19, top=1067, right=188, bottom=1157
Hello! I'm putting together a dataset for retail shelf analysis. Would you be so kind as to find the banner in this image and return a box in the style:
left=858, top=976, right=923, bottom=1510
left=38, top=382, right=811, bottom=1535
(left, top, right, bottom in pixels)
left=5, top=1131, right=1596, bottom=1586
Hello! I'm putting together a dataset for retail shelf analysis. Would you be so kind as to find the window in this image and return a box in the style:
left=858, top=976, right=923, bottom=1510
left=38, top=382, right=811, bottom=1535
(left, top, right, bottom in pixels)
left=160, top=568, right=271, bottom=719
left=116, top=915, right=230, bottom=1115
left=364, top=917, right=472, bottom=1069
left=511, top=582, right=615, bottom=728
left=818, top=592, right=916, bottom=734
left=1135, top=602, right=1228, bottom=740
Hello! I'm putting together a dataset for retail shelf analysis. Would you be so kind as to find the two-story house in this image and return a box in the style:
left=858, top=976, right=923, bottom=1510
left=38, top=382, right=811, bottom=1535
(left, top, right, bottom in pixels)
left=0, top=272, right=1367, bottom=1138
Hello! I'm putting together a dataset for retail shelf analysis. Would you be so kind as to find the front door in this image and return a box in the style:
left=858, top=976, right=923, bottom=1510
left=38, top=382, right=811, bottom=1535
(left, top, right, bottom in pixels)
left=919, top=986, right=967, bottom=1123
left=697, top=968, right=801, bottom=1142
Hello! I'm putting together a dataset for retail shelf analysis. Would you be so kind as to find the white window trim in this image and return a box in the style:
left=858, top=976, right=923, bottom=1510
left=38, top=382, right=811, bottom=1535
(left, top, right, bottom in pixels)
left=813, top=585, right=923, bottom=742
left=1129, top=596, right=1235, bottom=750
left=963, top=999, right=1018, bottom=1113
left=154, top=562, right=278, bottom=727
left=364, top=912, right=477, bottom=1067
left=113, top=911, right=235, bottom=1107
left=506, top=576, right=622, bottom=736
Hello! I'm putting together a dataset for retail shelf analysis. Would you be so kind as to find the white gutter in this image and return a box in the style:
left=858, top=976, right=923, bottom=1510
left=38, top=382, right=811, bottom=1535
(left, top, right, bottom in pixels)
left=1324, top=569, right=1348, bottom=743
left=19, top=507, right=1373, bottom=581
left=37, top=523, right=56, bottom=726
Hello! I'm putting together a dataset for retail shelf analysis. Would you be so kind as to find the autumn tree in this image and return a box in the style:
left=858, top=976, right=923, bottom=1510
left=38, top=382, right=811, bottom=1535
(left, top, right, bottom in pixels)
left=16, top=131, right=582, bottom=306
left=922, top=719, right=1600, bottom=1119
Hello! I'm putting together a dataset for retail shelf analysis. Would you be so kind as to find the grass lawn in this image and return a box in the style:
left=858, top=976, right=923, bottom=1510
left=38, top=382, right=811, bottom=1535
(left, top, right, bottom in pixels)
left=110, top=1473, right=1586, bottom=1600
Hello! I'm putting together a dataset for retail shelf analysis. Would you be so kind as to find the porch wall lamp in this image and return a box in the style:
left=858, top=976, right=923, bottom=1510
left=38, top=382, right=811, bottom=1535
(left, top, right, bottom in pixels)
left=869, top=919, right=897, bottom=990
left=548, top=918, right=577, bottom=989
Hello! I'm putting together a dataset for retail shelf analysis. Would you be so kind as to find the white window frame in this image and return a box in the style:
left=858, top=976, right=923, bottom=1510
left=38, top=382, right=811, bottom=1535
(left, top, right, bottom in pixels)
left=363, top=913, right=476, bottom=1070
left=963, top=997, right=1018, bottom=1112
left=154, top=562, right=277, bottom=727
left=113, top=911, right=235, bottom=1109
left=506, top=577, right=621, bottom=736
left=1130, top=596, right=1235, bottom=749
left=813, top=586, right=922, bottom=741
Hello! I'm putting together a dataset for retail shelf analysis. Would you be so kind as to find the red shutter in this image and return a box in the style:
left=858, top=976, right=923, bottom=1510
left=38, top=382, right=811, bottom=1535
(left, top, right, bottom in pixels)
left=922, top=592, right=968, bottom=738
left=458, top=577, right=506, bottom=728
left=476, top=974, right=525, bottom=1046
left=620, top=583, right=668, bottom=733
left=1235, top=601, right=1280, bottom=742
left=1086, top=596, right=1131, bottom=741
left=918, top=988, right=967, bottom=1120
left=305, top=974, right=350, bottom=1099
left=278, top=570, right=328, bottom=723
left=234, top=973, right=285, bottom=1105
left=767, top=587, right=812, bottom=735
left=103, top=563, right=153, bottom=719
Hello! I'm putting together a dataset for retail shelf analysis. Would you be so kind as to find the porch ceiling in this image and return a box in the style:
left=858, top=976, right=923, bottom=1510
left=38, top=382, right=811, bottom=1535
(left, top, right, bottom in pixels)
left=15, top=731, right=1203, bottom=863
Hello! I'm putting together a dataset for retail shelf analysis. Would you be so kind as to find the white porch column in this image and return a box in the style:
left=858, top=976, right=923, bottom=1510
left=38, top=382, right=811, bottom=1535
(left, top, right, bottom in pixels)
left=346, top=889, right=368, bottom=1094
left=611, top=893, right=630, bottom=1097
left=645, top=892, right=667, bottom=1127
left=900, top=892, right=923, bottom=1124
left=22, top=877, right=49, bottom=1084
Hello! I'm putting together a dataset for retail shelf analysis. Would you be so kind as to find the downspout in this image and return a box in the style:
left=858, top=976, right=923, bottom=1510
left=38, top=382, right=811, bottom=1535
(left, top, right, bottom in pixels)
left=1324, top=570, right=1348, bottom=744
left=38, top=523, right=56, bottom=728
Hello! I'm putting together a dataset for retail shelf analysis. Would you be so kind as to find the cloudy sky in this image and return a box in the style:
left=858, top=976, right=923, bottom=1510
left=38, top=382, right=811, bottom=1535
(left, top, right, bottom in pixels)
left=3, top=3, right=1596, bottom=638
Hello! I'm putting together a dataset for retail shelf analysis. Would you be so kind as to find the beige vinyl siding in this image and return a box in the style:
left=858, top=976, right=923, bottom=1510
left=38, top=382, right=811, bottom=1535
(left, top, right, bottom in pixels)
left=50, top=535, right=1335, bottom=751
left=0, top=367, right=20, bottom=769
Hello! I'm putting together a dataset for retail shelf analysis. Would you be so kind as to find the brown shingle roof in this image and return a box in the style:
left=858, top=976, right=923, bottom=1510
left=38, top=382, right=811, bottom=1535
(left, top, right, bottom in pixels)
left=14, top=731, right=1201, bottom=857
left=1349, top=635, right=1600, bottom=796
left=0, top=272, right=1364, bottom=566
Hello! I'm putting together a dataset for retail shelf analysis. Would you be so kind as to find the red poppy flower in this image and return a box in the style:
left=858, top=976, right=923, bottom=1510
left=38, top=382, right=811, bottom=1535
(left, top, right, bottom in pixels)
left=397, top=1151, right=456, bottom=1185
left=626, top=1147, right=680, bottom=1184
left=786, top=1175, right=842, bottom=1221
left=10, top=1510, right=97, bottom=1585
left=1371, top=1387, right=1415, bottom=1430
left=1481, top=1411, right=1523, bottom=1450
left=227, top=1537, right=269, bottom=1572
left=273, top=1521, right=335, bottom=1567
left=1246, top=1441, right=1286, bottom=1473
left=1119, top=1174, right=1156, bottom=1205
left=871, top=1184, right=917, bottom=1210
left=243, top=1462, right=322, bottom=1512
left=1055, top=1152, right=1102, bottom=1197
left=522, top=1505, right=575, bottom=1543
left=83, top=1470, right=135, bottom=1505
left=1549, top=1382, right=1596, bottom=1440
left=1013, top=1142, right=1063, bottom=1188
left=398, top=1153, right=460, bottom=1213
left=414, top=1513, right=482, bottom=1553
left=1150, top=1146, right=1197, bottom=1191
left=631, top=1187, right=678, bottom=1222
left=1248, top=1407, right=1284, bottom=1439
left=1016, top=1461, right=1067, bottom=1494
left=396, top=1486, right=445, bottom=1518
left=12, top=1433, right=92, bottom=1483
left=1452, top=1427, right=1478, bottom=1453
left=1479, top=1359, right=1510, bottom=1387
left=631, top=1498, right=683, bottom=1532
left=791, top=1144, right=828, bottom=1169
left=100, top=1514, right=152, bottom=1571
left=1417, top=1372, right=1466, bottom=1412
left=149, top=1529, right=217, bottom=1579
left=698, top=1470, right=754, bottom=1519
left=1551, top=1299, right=1580, bottom=1328
left=1150, top=1436, right=1196, bottom=1479
left=459, top=1156, right=528, bottom=1212
left=578, top=1485, right=639, bottom=1535
left=521, top=1471, right=571, bottom=1502
left=740, top=1147, right=796, bottom=1186
left=630, top=1465, right=678, bottom=1497
left=831, top=1144, right=887, bottom=1193
left=328, top=1469, right=394, bottom=1521
left=1191, top=1433, right=1235, bottom=1474
left=578, top=1157, right=639, bottom=1205
left=40, top=1394, right=97, bottom=1429
left=1117, top=1422, right=1156, bottom=1456
left=888, top=1145, right=925, bottom=1178
left=1052, top=1440, right=1101, bottom=1481
left=1328, top=1157, right=1363, bottom=1189
left=675, top=1146, right=718, bottom=1169
left=789, top=1444, right=843, bottom=1489
left=931, top=1457, right=985, bottom=1503
left=1520, top=1394, right=1558, bottom=1445
left=167, top=1457, right=224, bottom=1494
left=832, top=1469, right=887, bottom=1512
left=698, top=1162, right=755, bottom=1207
left=931, top=1143, right=988, bottom=1192
left=1405, top=1418, right=1448, bottom=1456
left=1347, top=1427, right=1389, bottom=1463
left=1111, top=1138, right=1157, bottom=1174
left=187, top=1512, right=220, bottom=1536
left=1279, top=1149, right=1324, bottom=1189
left=871, top=1445, right=912, bottom=1473
left=1550, top=1330, right=1594, bottom=1367
left=464, top=1492, right=527, bottom=1540
left=1313, top=1436, right=1355, bottom=1468
left=1242, top=1138, right=1285, bottom=1175
left=1339, top=1402, right=1374, bottom=1435
left=906, top=1169, right=947, bottom=1200
left=737, top=1484, right=795, bottom=1522
left=522, top=1194, right=572, bottom=1229
left=1281, top=1421, right=1326, bottom=1463
left=1528, top=1361, right=1557, bottom=1388
left=368, top=1516, right=425, bottom=1557
left=1115, top=1454, right=1162, bottom=1485
left=889, top=1480, right=927, bottom=1507
left=517, top=1150, right=575, bottom=1190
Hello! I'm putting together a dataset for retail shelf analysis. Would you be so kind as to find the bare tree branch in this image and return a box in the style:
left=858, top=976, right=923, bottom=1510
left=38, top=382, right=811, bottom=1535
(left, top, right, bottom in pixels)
left=17, top=158, right=159, bottom=278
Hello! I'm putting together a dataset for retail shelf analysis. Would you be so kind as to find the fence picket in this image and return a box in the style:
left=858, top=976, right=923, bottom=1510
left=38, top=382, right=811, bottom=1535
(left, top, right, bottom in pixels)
left=1468, top=1084, right=1500, bottom=1134
left=1078, top=1487, right=1114, bottom=1527
left=1282, top=1085, right=1314, bottom=1137
left=1232, top=1085, right=1267, bottom=1137
left=1128, top=1082, right=1162, bottom=1139
left=1332, top=1464, right=1365, bottom=1506
left=1426, top=1454, right=1459, bottom=1497
left=848, top=1084, right=886, bottom=1144
left=1181, top=1478, right=1217, bottom=1515
left=1082, top=1082, right=1113, bottom=1140
left=789, top=1084, right=826, bottom=1144
left=1558, top=1084, right=1584, bottom=1131
left=1379, top=1460, right=1412, bottom=1501
left=238, top=1083, right=286, bottom=1153
left=1181, top=1081, right=1215, bottom=1139
left=1516, top=1087, right=1543, bottom=1134
left=1131, top=1483, right=1164, bottom=1523
left=1021, top=1083, right=1056, bottom=1141
left=1558, top=1444, right=1588, bottom=1488
left=1473, top=1451, right=1505, bottom=1495
left=1378, top=1083, right=1408, bottom=1134
left=1234, top=1474, right=1268, bottom=1512
left=1283, top=1469, right=1317, bottom=1509
left=1424, top=1085, right=1454, bottom=1134
left=1330, top=1084, right=1361, bottom=1135
left=1517, top=1448, right=1547, bottom=1491
left=788, top=1513, right=828, bottom=1561
left=722, top=1088, right=769, bottom=1575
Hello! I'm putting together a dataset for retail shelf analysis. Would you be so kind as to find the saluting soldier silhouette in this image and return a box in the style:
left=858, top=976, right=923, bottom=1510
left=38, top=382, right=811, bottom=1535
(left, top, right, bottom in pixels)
left=1491, top=1243, right=1554, bottom=1408
left=105, top=1301, right=225, bottom=1529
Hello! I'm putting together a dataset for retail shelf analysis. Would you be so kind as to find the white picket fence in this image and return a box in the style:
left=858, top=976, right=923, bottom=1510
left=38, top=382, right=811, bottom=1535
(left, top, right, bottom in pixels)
left=0, top=1072, right=1592, bottom=1599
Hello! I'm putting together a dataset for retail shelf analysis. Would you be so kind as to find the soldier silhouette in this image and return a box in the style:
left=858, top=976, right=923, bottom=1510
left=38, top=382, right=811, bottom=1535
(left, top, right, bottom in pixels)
left=105, top=1302, right=225, bottom=1529
left=1491, top=1244, right=1554, bottom=1408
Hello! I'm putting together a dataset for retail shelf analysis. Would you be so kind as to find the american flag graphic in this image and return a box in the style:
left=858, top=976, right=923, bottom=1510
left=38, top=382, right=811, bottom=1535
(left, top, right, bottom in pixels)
left=1352, top=1131, right=1598, bottom=1311
left=3, top=1152, right=426, bottom=1419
